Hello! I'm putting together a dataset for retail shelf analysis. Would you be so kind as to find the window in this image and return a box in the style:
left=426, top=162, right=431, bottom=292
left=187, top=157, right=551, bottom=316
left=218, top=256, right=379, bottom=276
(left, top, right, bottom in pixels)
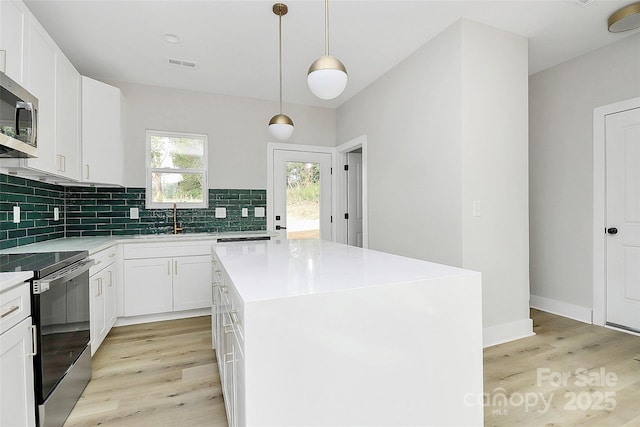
left=146, top=130, right=208, bottom=209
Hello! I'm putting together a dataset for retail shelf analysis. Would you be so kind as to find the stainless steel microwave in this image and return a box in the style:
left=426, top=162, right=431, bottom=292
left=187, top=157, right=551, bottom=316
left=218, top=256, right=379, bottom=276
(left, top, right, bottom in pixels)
left=0, top=71, right=38, bottom=158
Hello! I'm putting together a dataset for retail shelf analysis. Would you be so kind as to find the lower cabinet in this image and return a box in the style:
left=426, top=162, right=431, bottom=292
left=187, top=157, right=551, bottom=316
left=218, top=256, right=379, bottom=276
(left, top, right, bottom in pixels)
left=212, top=256, right=245, bottom=427
left=1, top=279, right=36, bottom=427
left=123, top=243, right=212, bottom=317
left=89, top=246, right=119, bottom=355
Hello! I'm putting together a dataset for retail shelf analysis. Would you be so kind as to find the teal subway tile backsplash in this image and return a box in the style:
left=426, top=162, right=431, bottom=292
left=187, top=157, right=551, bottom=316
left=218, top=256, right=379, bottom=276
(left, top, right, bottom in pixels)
left=0, top=173, right=267, bottom=249
left=0, top=174, right=65, bottom=250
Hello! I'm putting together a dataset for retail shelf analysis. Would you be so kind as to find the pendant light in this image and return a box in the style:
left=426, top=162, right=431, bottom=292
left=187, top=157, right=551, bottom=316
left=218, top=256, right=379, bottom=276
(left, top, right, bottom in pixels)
left=269, top=3, right=294, bottom=141
left=307, top=0, right=347, bottom=100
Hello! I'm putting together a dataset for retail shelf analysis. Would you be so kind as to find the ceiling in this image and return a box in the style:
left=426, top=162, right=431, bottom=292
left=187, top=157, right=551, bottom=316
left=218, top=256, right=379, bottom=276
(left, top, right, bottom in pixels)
left=24, top=0, right=640, bottom=108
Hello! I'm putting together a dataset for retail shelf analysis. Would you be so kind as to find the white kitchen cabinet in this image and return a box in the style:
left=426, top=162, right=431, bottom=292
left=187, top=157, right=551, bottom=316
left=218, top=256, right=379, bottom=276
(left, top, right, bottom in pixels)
left=53, top=52, right=81, bottom=181
left=173, top=255, right=212, bottom=311
left=2, top=10, right=82, bottom=181
left=0, top=0, right=30, bottom=85
left=211, top=258, right=245, bottom=427
left=89, top=245, right=119, bottom=355
left=81, top=76, right=123, bottom=186
left=123, top=257, right=173, bottom=317
left=23, top=17, right=57, bottom=176
left=0, top=276, right=36, bottom=427
left=123, top=243, right=211, bottom=318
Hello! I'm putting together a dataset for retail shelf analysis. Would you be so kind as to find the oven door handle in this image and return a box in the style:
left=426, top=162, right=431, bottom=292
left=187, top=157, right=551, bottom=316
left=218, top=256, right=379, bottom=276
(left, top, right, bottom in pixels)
left=32, top=258, right=95, bottom=294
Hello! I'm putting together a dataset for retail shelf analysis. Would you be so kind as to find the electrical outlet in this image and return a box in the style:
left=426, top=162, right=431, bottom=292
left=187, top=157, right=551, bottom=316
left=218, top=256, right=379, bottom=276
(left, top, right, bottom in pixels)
left=13, top=206, right=20, bottom=223
left=130, top=207, right=139, bottom=220
left=215, top=207, right=227, bottom=218
left=242, top=208, right=248, bottom=217
left=54, top=207, right=60, bottom=221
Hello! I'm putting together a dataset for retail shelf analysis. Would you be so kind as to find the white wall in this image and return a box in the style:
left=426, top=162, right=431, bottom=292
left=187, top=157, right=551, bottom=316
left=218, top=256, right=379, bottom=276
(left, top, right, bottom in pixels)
left=337, top=19, right=531, bottom=346
left=336, top=22, right=464, bottom=267
left=529, top=33, right=640, bottom=314
left=112, top=81, right=336, bottom=188
left=461, top=21, right=530, bottom=338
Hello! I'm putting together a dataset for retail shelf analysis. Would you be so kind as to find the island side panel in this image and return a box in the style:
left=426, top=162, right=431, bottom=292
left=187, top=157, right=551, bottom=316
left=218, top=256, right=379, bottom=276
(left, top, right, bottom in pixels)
left=243, top=273, right=483, bottom=426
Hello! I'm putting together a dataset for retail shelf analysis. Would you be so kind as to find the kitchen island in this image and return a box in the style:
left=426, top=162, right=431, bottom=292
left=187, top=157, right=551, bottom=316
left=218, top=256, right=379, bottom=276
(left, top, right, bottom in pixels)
left=212, top=238, right=483, bottom=426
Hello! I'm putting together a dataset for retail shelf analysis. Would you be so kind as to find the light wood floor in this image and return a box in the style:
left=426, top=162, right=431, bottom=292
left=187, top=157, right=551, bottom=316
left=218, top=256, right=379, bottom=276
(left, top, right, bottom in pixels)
left=484, top=310, right=640, bottom=426
left=63, top=316, right=227, bottom=427
left=64, top=310, right=640, bottom=427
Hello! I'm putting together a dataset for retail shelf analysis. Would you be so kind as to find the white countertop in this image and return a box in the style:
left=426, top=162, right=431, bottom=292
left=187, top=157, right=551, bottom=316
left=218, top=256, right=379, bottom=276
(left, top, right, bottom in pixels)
left=0, top=272, right=33, bottom=293
left=213, top=239, right=480, bottom=303
left=0, top=231, right=276, bottom=255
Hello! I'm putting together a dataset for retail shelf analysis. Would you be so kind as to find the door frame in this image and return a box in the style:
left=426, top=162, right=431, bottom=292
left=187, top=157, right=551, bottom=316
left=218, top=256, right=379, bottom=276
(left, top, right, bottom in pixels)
left=267, top=142, right=337, bottom=240
left=592, top=96, right=640, bottom=326
left=336, top=135, right=369, bottom=248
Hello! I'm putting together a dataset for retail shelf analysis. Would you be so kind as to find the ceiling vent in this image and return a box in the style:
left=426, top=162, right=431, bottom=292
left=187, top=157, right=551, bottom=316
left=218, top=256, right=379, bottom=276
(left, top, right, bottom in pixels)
left=168, top=58, right=197, bottom=68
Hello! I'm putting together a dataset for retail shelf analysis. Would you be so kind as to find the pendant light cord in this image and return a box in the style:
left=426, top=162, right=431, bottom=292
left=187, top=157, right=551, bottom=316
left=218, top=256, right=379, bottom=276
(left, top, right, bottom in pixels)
left=279, top=11, right=283, bottom=114
left=324, top=0, right=329, bottom=56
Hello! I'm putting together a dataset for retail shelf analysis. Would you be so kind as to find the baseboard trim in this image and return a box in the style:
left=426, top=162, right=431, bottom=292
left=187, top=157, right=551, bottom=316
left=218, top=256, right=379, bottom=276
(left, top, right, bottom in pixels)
left=483, top=318, right=534, bottom=348
left=114, top=308, right=211, bottom=327
left=530, top=295, right=592, bottom=324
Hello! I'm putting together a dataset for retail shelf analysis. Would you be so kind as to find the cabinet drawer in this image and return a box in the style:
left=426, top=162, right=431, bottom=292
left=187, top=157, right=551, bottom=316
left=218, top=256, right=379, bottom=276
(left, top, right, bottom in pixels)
left=124, top=243, right=210, bottom=259
left=90, top=244, right=119, bottom=275
left=0, top=282, right=30, bottom=334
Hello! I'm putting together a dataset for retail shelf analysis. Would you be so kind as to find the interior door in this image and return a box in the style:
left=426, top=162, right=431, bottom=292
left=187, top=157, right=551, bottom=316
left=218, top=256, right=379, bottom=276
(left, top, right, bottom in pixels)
left=272, top=149, right=332, bottom=240
left=346, top=151, right=363, bottom=247
left=606, top=107, right=640, bottom=332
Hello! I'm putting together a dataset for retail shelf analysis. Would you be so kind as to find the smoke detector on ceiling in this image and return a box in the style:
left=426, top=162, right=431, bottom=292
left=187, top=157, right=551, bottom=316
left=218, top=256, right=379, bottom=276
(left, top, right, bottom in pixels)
left=567, top=0, right=596, bottom=6
left=168, top=58, right=197, bottom=68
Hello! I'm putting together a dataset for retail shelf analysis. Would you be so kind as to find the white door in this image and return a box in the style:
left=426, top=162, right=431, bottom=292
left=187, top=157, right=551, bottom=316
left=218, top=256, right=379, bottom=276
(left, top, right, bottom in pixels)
left=606, top=107, right=640, bottom=332
left=346, top=151, right=363, bottom=247
left=272, top=149, right=332, bottom=240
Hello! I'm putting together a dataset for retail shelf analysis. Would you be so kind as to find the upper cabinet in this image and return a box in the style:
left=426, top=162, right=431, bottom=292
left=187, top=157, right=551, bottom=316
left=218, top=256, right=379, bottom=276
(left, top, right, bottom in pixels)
left=23, top=18, right=57, bottom=176
left=0, top=0, right=30, bottom=85
left=55, top=54, right=81, bottom=181
left=0, top=0, right=124, bottom=186
left=81, top=76, right=123, bottom=186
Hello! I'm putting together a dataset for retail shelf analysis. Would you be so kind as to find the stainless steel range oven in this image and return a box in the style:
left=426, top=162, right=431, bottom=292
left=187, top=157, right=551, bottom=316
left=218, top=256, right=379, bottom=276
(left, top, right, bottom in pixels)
left=0, top=251, right=93, bottom=427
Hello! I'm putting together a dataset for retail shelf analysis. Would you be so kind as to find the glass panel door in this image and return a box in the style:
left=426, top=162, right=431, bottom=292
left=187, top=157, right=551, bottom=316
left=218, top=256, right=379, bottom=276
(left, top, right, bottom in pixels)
left=273, top=150, right=332, bottom=240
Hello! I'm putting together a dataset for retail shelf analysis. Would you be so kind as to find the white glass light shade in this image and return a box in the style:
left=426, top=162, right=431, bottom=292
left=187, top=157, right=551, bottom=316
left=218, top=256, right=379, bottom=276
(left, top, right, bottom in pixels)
left=269, top=114, right=295, bottom=140
left=307, top=55, right=348, bottom=100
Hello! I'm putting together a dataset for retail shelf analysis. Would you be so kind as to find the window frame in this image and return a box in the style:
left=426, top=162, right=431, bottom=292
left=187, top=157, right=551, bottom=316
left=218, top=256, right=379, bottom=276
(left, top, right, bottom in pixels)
left=145, top=130, right=209, bottom=209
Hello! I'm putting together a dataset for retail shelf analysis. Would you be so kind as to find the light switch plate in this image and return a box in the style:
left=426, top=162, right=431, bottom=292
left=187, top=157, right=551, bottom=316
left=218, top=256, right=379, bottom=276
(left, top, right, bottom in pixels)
left=473, top=201, right=482, bottom=217
left=130, top=207, right=139, bottom=220
left=13, top=206, right=20, bottom=223
left=54, top=207, right=60, bottom=221
left=242, top=208, right=248, bottom=217
left=215, top=207, right=227, bottom=218
left=254, top=207, right=265, bottom=218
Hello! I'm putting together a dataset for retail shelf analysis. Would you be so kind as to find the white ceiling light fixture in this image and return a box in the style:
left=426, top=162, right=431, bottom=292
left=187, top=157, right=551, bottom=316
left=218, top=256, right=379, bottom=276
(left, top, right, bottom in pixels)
left=608, top=2, right=640, bottom=32
left=307, top=0, right=347, bottom=100
left=269, top=3, right=295, bottom=141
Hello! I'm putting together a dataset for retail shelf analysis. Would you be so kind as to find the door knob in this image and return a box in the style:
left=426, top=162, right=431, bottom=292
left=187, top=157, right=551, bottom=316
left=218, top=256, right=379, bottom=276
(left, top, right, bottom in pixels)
left=607, top=227, right=618, bottom=235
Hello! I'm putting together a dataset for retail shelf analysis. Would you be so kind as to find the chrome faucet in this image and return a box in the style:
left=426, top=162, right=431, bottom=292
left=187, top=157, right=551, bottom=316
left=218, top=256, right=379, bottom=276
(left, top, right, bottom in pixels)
left=173, top=203, right=183, bottom=234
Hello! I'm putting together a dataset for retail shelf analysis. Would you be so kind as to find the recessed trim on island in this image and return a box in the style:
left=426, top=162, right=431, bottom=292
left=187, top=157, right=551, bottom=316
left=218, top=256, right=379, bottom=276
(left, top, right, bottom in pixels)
left=212, top=238, right=484, bottom=426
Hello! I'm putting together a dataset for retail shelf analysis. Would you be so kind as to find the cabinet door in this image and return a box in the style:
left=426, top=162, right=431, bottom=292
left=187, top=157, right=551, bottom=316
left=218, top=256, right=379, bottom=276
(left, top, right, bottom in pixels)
left=25, top=18, right=57, bottom=175
left=81, top=76, right=123, bottom=186
left=0, top=0, right=29, bottom=84
left=0, top=316, right=36, bottom=427
left=54, top=53, right=81, bottom=180
left=90, top=271, right=105, bottom=356
left=124, top=258, right=173, bottom=316
left=104, top=264, right=117, bottom=330
left=173, top=255, right=212, bottom=311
